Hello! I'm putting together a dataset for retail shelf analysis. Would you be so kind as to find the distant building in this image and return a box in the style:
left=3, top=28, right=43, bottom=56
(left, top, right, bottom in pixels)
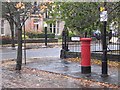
left=0, top=18, right=11, bottom=36
left=0, top=1, right=65, bottom=37
left=0, top=15, right=65, bottom=37
left=25, top=13, right=65, bottom=36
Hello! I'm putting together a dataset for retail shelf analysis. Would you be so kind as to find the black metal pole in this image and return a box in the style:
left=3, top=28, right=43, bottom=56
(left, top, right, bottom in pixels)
left=64, top=30, right=67, bottom=50
left=62, top=31, right=64, bottom=50
left=101, top=2, right=108, bottom=77
left=62, top=30, right=65, bottom=50
left=101, top=21, right=108, bottom=77
left=45, top=27, right=47, bottom=46
left=66, top=29, right=69, bottom=51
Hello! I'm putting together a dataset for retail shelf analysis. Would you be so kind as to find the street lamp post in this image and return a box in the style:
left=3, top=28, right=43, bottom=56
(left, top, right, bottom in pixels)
left=44, top=22, right=47, bottom=47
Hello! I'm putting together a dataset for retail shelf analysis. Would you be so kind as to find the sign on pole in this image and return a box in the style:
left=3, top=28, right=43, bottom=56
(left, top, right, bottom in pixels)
left=100, top=11, right=108, bottom=22
left=71, top=37, right=80, bottom=41
left=100, top=7, right=105, bottom=12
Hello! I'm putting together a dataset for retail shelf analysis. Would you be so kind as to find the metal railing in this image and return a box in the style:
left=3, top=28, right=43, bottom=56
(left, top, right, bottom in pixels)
left=68, top=36, right=120, bottom=55
left=68, top=36, right=120, bottom=61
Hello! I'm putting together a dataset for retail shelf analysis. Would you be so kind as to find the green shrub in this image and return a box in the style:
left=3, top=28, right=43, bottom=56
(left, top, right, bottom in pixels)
left=69, top=31, right=76, bottom=38
left=26, top=31, right=55, bottom=38
left=58, top=35, right=62, bottom=39
left=0, top=36, right=12, bottom=44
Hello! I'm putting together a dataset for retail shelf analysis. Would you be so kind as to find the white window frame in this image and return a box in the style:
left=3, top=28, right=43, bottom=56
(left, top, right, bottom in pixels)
left=49, top=21, right=60, bottom=35
left=1, top=19, right=5, bottom=36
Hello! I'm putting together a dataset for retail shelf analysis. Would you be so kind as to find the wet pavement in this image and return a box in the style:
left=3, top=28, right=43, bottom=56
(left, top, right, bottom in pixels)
left=2, top=67, right=86, bottom=88
left=24, top=57, right=119, bottom=86
left=2, top=57, right=119, bottom=88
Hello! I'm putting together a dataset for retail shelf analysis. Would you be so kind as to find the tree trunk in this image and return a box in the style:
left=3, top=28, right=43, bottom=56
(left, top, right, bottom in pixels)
left=10, top=21, right=15, bottom=49
left=16, top=27, right=22, bottom=70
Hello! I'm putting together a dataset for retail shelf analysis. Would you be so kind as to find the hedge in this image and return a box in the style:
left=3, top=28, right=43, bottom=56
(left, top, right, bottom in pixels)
left=0, top=36, right=12, bottom=44
left=26, top=32, right=55, bottom=38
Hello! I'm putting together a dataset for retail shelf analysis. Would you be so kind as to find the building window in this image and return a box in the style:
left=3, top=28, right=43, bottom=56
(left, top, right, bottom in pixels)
left=33, top=24, right=39, bottom=31
left=50, top=23, right=52, bottom=33
left=1, top=19, right=4, bottom=34
left=53, top=23, right=56, bottom=34
left=1, top=19, right=4, bottom=27
left=57, top=21, right=60, bottom=34
left=1, top=28, right=4, bottom=34
left=36, top=24, right=38, bottom=30
left=45, top=10, right=48, bottom=19
left=49, top=21, right=60, bottom=35
left=33, top=18, right=39, bottom=31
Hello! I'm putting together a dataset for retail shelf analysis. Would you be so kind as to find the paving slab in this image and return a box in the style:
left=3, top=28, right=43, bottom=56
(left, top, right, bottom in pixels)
left=25, top=57, right=119, bottom=86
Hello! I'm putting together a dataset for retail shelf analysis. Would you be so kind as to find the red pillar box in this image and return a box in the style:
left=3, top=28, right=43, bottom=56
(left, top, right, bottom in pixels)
left=80, top=38, right=92, bottom=74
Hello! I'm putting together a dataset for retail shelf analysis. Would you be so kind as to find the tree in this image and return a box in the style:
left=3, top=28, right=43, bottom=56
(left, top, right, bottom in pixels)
left=2, top=2, right=16, bottom=48
left=106, top=2, right=120, bottom=34
left=2, top=1, right=53, bottom=70
left=47, top=2, right=100, bottom=37
left=2, top=2, right=31, bottom=70
left=48, top=2, right=119, bottom=37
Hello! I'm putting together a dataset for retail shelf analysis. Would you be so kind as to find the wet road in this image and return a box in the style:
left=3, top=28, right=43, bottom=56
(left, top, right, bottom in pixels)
left=1, top=47, right=61, bottom=60
left=1, top=43, right=119, bottom=60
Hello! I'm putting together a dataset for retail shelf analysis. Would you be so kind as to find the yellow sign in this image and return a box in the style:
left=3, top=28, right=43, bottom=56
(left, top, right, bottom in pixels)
left=100, top=7, right=105, bottom=12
